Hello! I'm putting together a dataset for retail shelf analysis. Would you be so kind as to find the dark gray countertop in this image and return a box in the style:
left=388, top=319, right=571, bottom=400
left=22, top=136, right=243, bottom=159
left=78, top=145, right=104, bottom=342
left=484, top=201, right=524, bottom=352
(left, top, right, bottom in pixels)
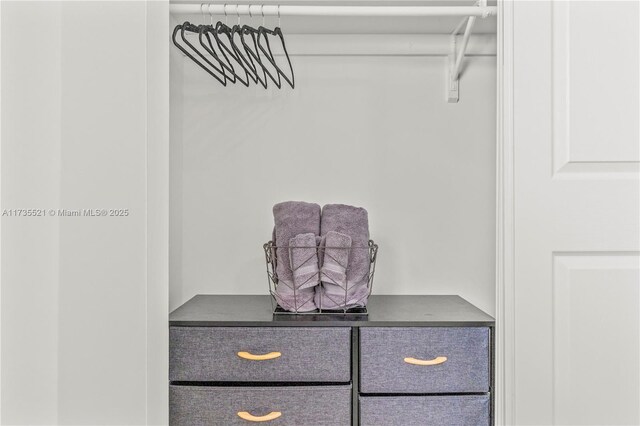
left=169, top=295, right=494, bottom=327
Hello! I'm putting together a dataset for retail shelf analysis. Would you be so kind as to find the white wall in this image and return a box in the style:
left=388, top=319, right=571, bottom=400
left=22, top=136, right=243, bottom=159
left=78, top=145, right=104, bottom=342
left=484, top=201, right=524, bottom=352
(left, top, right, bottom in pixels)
left=1, top=1, right=168, bottom=424
left=1, top=3, right=62, bottom=422
left=170, top=32, right=497, bottom=315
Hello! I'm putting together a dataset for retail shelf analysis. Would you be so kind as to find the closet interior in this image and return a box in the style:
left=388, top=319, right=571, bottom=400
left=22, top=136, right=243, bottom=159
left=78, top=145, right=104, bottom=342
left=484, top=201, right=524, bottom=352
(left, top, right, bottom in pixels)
left=169, top=0, right=498, bottom=315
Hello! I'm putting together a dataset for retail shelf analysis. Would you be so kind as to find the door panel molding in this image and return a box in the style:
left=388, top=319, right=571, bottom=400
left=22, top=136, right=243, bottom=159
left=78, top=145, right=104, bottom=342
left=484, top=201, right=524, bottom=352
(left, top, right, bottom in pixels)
left=551, top=1, right=640, bottom=179
left=552, top=251, right=640, bottom=425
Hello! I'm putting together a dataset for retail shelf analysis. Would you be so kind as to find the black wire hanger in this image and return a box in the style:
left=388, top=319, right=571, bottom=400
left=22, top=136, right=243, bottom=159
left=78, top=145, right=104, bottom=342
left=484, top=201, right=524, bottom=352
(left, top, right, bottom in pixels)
left=172, top=21, right=227, bottom=86
left=200, top=4, right=250, bottom=86
left=238, top=17, right=269, bottom=88
left=242, top=5, right=281, bottom=89
left=257, top=5, right=295, bottom=89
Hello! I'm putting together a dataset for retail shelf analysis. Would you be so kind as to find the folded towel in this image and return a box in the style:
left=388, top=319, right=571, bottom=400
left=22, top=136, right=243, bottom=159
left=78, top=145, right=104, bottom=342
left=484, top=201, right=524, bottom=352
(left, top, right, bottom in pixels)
left=316, top=204, right=371, bottom=310
left=289, top=233, right=320, bottom=290
left=316, top=280, right=371, bottom=310
left=272, top=201, right=321, bottom=312
left=320, top=231, right=352, bottom=289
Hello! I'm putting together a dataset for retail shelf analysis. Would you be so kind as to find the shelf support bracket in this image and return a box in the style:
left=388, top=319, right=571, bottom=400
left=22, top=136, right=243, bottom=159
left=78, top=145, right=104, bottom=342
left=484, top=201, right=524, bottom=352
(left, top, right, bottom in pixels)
left=448, top=0, right=485, bottom=102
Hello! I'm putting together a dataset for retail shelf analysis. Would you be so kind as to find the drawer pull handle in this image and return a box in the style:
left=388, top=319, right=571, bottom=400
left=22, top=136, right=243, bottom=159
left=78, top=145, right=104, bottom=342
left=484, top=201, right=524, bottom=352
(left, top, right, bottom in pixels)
left=237, top=411, right=282, bottom=422
left=237, top=351, right=282, bottom=361
left=404, top=356, right=448, bottom=366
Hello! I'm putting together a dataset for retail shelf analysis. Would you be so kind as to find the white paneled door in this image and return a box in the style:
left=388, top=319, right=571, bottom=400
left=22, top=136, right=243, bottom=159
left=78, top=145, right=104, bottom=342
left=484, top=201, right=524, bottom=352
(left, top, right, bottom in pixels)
left=512, top=1, right=640, bottom=424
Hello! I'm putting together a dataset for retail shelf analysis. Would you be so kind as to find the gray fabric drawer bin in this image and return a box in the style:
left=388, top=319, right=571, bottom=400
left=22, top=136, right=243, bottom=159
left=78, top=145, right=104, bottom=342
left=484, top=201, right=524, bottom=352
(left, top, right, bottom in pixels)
left=170, top=326, right=351, bottom=382
left=170, top=385, right=351, bottom=426
left=360, top=327, right=489, bottom=393
left=359, top=395, right=490, bottom=426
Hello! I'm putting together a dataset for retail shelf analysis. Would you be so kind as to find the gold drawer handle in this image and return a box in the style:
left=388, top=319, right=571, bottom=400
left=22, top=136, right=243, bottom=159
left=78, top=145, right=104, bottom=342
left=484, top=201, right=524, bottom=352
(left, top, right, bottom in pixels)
left=237, top=351, right=282, bottom=361
left=404, top=356, right=448, bottom=366
left=237, top=411, right=282, bottom=422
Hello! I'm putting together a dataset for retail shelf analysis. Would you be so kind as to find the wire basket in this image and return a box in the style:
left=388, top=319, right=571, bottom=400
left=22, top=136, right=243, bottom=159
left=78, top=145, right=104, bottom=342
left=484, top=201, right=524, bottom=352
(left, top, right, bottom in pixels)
left=263, top=240, right=378, bottom=315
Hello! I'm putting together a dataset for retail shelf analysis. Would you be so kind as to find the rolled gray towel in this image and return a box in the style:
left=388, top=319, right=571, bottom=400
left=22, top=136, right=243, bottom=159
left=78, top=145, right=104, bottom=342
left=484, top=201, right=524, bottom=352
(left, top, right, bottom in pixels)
left=272, top=201, right=321, bottom=312
left=316, top=204, right=371, bottom=309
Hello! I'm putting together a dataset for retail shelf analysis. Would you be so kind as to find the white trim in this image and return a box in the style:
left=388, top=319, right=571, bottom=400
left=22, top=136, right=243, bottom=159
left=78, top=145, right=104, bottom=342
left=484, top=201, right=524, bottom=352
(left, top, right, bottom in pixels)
left=146, top=1, right=170, bottom=424
left=0, top=2, right=3, bottom=420
left=495, top=0, right=515, bottom=424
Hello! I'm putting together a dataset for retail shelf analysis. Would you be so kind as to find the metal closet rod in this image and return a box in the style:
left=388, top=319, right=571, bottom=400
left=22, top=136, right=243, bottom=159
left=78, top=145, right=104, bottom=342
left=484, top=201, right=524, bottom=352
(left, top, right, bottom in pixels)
left=169, top=4, right=497, bottom=18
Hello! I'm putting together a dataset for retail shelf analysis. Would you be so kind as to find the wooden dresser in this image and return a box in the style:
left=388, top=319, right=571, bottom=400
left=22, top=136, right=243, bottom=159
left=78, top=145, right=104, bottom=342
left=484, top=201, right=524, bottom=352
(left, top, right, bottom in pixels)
left=169, top=295, right=494, bottom=425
